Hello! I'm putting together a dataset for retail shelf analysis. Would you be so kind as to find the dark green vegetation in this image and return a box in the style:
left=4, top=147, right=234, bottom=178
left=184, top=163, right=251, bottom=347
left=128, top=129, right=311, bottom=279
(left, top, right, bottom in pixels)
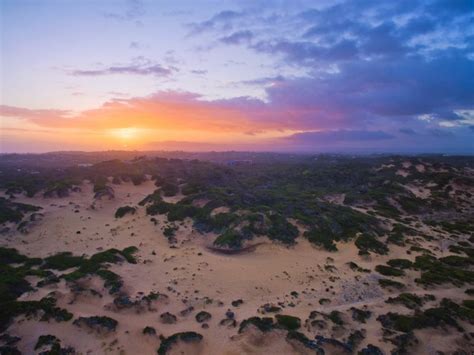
left=327, top=310, right=344, bottom=326
left=0, top=296, right=73, bottom=332
left=275, top=314, right=301, bottom=330
left=351, top=307, right=372, bottom=323
left=377, top=298, right=474, bottom=333
left=59, top=247, right=139, bottom=294
left=33, top=334, right=75, bottom=354
left=238, top=315, right=304, bottom=333
left=115, top=205, right=136, bottom=218
left=387, top=258, right=413, bottom=269
left=375, top=265, right=405, bottom=277
left=35, top=334, right=60, bottom=350
left=387, top=224, right=418, bottom=246
left=411, top=254, right=474, bottom=286
left=73, top=316, right=118, bottom=332
left=157, top=332, right=203, bottom=355
left=0, top=197, right=41, bottom=224
left=2, top=154, right=473, bottom=252
left=378, top=278, right=405, bottom=290
left=0, top=246, right=138, bottom=331
left=347, top=262, right=370, bottom=273
left=239, top=317, right=276, bottom=333
left=195, top=311, right=212, bottom=323
left=386, top=293, right=436, bottom=309
left=355, top=234, right=388, bottom=255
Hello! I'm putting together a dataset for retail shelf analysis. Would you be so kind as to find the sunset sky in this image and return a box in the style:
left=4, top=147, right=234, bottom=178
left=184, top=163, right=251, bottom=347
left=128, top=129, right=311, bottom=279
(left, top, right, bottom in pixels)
left=1, top=0, right=473, bottom=153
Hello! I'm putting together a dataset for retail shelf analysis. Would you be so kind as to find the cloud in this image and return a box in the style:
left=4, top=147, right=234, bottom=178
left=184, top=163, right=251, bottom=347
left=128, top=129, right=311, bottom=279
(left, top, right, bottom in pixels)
left=0, top=105, right=71, bottom=121
left=187, top=10, right=244, bottom=35
left=129, top=41, right=142, bottom=49
left=103, top=0, right=145, bottom=24
left=239, top=75, right=285, bottom=86
left=212, top=0, right=471, bottom=65
left=0, top=92, right=281, bottom=133
left=252, top=39, right=359, bottom=64
left=3, top=1, right=473, bottom=153
left=69, top=58, right=176, bottom=77
left=219, top=30, right=253, bottom=45
left=261, top=49, right=474, bottom=127
left=71, top=65, right=173, bottom=77
left=190, top=69, right=208, bottom=75
left=399, top=128, right=417, bottom=135
left=284, top=130, right=395, bottom=143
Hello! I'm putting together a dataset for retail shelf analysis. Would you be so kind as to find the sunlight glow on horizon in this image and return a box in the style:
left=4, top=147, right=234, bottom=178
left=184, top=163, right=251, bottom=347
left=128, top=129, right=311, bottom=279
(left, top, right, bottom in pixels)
left=111, top=127, right=141, bottom=141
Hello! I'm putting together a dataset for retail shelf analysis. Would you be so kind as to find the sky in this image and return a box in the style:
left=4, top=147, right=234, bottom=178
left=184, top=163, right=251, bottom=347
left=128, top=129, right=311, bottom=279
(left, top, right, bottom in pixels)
left=0, top=0, right=473, bottom=153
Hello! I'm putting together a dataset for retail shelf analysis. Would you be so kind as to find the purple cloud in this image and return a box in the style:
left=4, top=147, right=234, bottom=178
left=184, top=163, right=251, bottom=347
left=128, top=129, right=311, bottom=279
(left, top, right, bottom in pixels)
left=70, top=59, right=176, bottom=77
left=219, top=30, right=253, bottom=45
left=187, top=10, right=244, bottom=35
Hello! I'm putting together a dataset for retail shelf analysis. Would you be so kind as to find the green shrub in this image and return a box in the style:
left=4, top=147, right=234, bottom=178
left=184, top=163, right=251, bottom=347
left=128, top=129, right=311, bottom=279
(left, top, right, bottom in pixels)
left=328, top=311, right=344, bottom=325
left=386, top=293, right=435, bottom=309
left=375, top=265, right=405, bottom=277
left=355, top=234, right=388, bottom=255
left=239, top=317, right=275, bottom=333
left=115, top=206, right=136, bottom=218
left=157, top=332, right=203, bottom=355
left=42, top=252, right=84, bottom=270
left=0, top=297, right=72, bottom=332
left=275, top=314, right=301, bottom=330
left=378, top=278, right=405, bottom=289
left=163, top=225, right=178, bottom=238
left=213, top=229, right=245, bottom=249
left=387, top=258, right=413, bottom=269
left=161, top=182, right=179, bottom=197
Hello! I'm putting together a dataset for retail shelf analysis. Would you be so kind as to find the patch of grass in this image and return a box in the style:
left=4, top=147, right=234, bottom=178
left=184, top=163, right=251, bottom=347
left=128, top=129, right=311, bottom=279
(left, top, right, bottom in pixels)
left=275, top=314, right=301, bottom=330
left=239, top=317, right=275, bottom=333
left=355, top=234, right=388, bottom=255
left=61, top=247, right=138, bottom=293
left=266, top=213, right=299, bottom=245
left=375, top=265, right=405, bottom=277
left=462, top=299, right=474, bottom=309
left=305, top=228, right=337, bottom=251
left=387, top=224, right=416, bottom=246
left=163, top=225, right=178, bottom=238
left=439, top=255, right=473, bottom=268
left=0, top=297, right=73, bottom=332
left=328, top=310, right=344, bottom=326
left=0, top=247, right=30, bottom=264
left=465, top=288, right=474, bottom=296
left=161, top=182, right=179, bottom=197
left=157, top=332, right=203, bottom=355
left=35, top=334, right=60, bottom=350
left=0, top=264, right=51, bottom=304
left=387, top=258, right=413, bottom=269
left=42, top=252, right=84, bottom=270
left=347, top=262, right=370, bottom=273
left=0, top=197, right=41, bottom=224
left=413, top=254, right=474, bottom=286
left=386, top=293, right=435, bottom=309
left=350, top=307, right=371, bottom=323
left=115, top=206, right=136, bottom=218
left=73, top=315, right=118, bottom=332
left=213, top=229, right=245, bottom=249
left=378, top=298, right=473, bottom=333
left=95, top=270, right=123, bottom=295
left=378, top=278, right=405, bottom=289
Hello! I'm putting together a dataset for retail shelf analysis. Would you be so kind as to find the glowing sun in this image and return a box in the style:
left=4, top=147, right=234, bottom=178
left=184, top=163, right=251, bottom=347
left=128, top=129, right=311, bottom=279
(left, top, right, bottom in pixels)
left=112, top=127, right=139, bottom=140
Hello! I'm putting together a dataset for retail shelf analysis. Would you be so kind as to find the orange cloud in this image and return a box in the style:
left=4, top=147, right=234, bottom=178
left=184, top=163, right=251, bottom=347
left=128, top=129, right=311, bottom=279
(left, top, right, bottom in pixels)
left=1, top=90, right=331, bottom=152
left=1, top=91, right=315, bottom=136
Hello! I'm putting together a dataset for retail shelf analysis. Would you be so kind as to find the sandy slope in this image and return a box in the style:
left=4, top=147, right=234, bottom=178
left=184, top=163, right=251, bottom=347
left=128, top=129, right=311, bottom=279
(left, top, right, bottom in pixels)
left=1, top=181, right=472, bottom=354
